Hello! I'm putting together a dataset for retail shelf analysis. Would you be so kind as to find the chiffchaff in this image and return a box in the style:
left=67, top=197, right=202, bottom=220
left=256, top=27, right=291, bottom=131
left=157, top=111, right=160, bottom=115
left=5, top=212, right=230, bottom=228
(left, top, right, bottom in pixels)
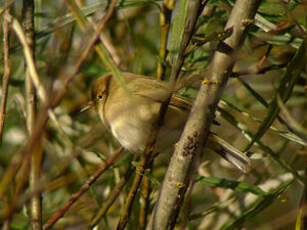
left=82, top=72, right=250, bottom=172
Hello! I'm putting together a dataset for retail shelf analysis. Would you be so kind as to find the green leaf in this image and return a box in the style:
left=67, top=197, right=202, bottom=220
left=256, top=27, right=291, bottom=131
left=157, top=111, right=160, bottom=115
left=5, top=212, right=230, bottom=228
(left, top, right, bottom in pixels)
left=217, top=106, right=303, bottom=182
left=258, top=2, right=285, bottom=17
left=168, top=0, right=189, bottom=65
left=196, top=176, right=266, bottom=196
left=243, top=41, right=305, bottom=151
left=222, top=181, right=293, bottom=230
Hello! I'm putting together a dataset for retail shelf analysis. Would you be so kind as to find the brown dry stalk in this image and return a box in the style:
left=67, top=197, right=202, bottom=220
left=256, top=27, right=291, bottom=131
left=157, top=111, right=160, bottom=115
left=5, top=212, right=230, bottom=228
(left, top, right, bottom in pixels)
left=43, top=147, right=123, bottom=230
left=88, top=165, right=134, bottom=229
left=116, top=153, right=152, bottom=230
left=0, top=0, right=118, bottom=202
left=0, top=0, right=11, bottom=144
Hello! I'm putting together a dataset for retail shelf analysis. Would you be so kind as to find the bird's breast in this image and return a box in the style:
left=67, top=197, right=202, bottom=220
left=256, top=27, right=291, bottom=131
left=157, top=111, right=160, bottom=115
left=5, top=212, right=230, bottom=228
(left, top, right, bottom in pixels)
left=104, top=97, right=160, bottom=152
left=102, top=94, right=188, bottom=152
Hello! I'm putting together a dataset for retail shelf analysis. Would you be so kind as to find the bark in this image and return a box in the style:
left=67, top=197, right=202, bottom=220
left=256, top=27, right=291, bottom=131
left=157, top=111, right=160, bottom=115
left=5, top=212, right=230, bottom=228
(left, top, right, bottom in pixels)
left=147, top=0, right=262, bottom=229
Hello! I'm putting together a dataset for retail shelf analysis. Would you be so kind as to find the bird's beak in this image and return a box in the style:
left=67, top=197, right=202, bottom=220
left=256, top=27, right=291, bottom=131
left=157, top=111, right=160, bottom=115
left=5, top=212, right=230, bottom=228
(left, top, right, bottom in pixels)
left=80, top=101, right=95, bottom=112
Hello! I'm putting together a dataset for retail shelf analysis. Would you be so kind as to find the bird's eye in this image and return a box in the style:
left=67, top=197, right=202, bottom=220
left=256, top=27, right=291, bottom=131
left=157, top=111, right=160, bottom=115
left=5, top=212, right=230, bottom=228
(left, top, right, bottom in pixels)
left=98, top=94, right=104, bottom=100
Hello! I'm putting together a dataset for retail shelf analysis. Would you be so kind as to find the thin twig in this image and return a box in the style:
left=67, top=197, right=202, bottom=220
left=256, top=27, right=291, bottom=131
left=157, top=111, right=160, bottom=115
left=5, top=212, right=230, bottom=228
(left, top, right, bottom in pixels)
left=75, top=0, right=120, bottom=65
left=4, top=150, right=31, bottom=221
left=21, top=0, right=43, bottom=229
left=4, top=13, right=68, bottom=144
left=0, top=0, right=16, bottom=16
left=0, top=0, right=11, bottom=145
left=258, top=44, right=272, bottom=67
left=0, top=2, right=11, bottom=225
left=43, top=148, right=123, bottom=230
left=296, top=157, right=307, bottom=230
left=116, top=154, right=152, bottom=230
left=88, top=166, right=134, bottom=229
left=0, top=0, right=118, bottom=200
left=8, top=9, right=81, bottom=183
left=63, top=0, right=120, bottom=88
left=1, top=196, right=11, bottom=230
left=233, top=63, right=287, bottom=76
left=52, top=0, right=118, bottom=107
left=0, top=149, right=94, bottom=220
left=157, top=0, right=174, bottom=80
left=4, top=13, right=47, bottom=105
left=138, top=161, right=153, bottom=230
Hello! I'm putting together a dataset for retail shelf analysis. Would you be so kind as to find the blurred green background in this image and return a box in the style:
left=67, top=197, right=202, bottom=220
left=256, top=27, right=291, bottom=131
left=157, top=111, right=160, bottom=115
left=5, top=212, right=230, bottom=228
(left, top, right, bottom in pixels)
left=0, top=0, right=306, bottom=229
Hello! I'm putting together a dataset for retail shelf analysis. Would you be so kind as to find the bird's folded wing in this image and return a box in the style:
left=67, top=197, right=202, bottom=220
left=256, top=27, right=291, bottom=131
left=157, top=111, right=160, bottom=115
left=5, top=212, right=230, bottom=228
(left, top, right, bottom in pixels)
left=207, top=133, right=251, bottom=173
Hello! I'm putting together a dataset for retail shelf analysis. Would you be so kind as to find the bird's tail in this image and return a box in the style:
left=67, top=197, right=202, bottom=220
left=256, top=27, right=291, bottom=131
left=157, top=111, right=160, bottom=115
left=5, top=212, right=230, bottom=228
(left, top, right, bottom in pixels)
left=207, top=133, right=251, bottom=173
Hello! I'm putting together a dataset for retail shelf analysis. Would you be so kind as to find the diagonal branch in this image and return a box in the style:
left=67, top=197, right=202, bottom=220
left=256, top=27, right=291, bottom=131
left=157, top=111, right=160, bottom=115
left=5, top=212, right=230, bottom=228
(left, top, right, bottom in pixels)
left=43, top=148, right=123, bottom=230
left=0, top=0, right=118, bottom=201
left=147, top=0, right=262, bottom=229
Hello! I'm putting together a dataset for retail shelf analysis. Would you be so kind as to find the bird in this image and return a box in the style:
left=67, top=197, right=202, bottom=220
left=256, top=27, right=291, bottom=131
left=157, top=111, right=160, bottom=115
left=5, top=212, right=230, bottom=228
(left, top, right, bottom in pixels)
left=82, top=72, right=250, bottom=172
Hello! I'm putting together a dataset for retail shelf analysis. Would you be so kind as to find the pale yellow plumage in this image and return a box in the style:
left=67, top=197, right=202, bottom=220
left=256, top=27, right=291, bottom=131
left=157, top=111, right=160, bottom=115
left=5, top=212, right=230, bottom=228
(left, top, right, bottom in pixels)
left=83, top=72, right=250, bottom=172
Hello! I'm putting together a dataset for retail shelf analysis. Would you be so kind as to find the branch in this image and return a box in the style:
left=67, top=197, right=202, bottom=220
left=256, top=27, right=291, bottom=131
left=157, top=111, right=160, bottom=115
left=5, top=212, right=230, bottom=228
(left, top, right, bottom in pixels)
left=157, top=0, right=174, bottom=80
left=88, top=165, right=134, bottom=229
left=0, top=0, right=118, bottom=201
left=147, top=0, right=262, bottom=229
left=116, top=154, right=153, bottom=230
left=0, top=0, right=11, bottom=144
left=43, top=148, right=122, bottom=230
left=21, top=0, right=43, bottom=229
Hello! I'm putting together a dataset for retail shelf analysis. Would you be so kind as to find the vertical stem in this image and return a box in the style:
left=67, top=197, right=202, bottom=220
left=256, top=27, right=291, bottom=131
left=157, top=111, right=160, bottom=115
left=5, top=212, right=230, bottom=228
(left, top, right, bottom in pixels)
left=88, top=166, right=134, bottom=229
left=157, top=0, right=174, bottom=80
left=1, top=0, right=11, bottom=211
left=138, top=162, right=153, bottom=230
left=0, top=0, right=11, bottom=145
left=296, top=156, right=307, bottom=230
left=147, top=1, right=261, bottom=229
left=23, top=0, right=36, bottom=132
left=22, top=0, right=43, bottom=229
left=116, top=154, right=151, bottom=230
left=1, top=196, right=11, bottom=230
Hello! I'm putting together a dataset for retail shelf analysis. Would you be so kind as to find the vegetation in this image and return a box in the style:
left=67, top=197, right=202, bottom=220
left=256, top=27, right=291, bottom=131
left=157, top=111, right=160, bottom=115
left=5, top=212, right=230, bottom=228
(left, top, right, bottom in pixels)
left=0, top=0, right=306, bottom=229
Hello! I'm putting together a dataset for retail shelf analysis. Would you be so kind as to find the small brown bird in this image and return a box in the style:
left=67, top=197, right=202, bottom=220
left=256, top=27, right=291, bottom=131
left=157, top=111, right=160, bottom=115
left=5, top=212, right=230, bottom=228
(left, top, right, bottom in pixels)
left=82, top=72, right=250, bottom=172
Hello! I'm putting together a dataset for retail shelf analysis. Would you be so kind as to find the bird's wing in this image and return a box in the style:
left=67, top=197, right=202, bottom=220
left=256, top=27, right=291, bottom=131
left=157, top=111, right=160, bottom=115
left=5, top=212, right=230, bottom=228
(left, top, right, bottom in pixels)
left=123, top=75, right=192, bottom=110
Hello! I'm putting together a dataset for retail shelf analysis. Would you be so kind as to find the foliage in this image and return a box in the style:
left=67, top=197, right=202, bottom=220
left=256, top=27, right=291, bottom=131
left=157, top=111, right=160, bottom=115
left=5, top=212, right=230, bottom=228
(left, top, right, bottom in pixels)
left=0, top=0, right=306, bottom=229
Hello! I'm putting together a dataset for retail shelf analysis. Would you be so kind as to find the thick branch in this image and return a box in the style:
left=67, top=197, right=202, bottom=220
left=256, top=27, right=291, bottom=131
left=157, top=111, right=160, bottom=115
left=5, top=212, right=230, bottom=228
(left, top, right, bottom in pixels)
left=147, top=0, right=262, bottom=229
